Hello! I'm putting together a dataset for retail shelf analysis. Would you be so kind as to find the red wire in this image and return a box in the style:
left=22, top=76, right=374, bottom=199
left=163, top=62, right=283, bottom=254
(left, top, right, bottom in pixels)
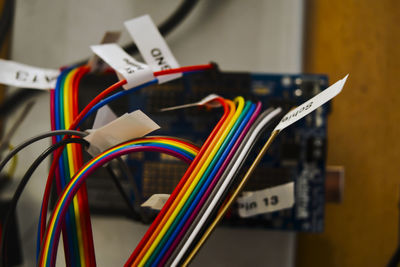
left=124, top=98, right=229, bottom=266
left=71, top=66, right=96, bottom=266
left=40, top=63, right=215, bottom=259
left=48, top=90, right=72, bottom=266
left=153, top=64, right=213, bottom=76
left=40, top=78, right=127, bottom=243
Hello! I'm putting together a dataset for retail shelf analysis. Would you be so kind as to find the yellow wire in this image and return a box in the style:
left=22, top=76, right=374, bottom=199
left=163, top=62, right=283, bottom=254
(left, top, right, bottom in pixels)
left=40, top=137, right=197, bottom=267
left=182, top=130, right=280, bottom=266
left=63, top=69, right=86, bottom=267
left=7, top=144, right=17, bottom=178
left=137, top=97, right=245, bottom=266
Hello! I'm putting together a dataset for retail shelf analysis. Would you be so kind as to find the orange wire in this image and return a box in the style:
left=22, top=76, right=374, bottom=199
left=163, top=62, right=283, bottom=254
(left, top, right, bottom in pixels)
left=131, top=100, right=236, bottom=266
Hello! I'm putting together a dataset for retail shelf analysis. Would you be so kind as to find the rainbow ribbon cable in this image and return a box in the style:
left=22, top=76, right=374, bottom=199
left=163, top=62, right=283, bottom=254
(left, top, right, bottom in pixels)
left=125, top=97, right=232, bottom=266
left=122, top=97, right=263, bottom=267
left=37, top=63, right=214, bottom=267
left=38, top=137, right=200, bottom=267
left=127, top=97, right=236, bottom=266
left=39, top=94, right=266, bottom=267
left=44, top=66, right=95, bottom=267
left=140, top=99, right=252, bottom=266
left=150, top=101, right=261, bottom=267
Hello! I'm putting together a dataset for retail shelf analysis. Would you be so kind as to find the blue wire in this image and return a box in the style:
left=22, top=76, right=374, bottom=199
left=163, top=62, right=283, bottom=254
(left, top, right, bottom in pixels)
left=76, top=79, right=158, bottom=128
left=41, top=70, right=208, bottom=264
left=35, top=68, right=70, bottom=259
left=48, top=142, right=196, bottom=261
left=58, top=69, right=81, bottom=267
left=37, top=67, right=80, bottom=266
left=78, top=142, right=195, bottom=178
left=150, top=103, right=256, bottom=267
left=77, top=71, right=205, bottom=129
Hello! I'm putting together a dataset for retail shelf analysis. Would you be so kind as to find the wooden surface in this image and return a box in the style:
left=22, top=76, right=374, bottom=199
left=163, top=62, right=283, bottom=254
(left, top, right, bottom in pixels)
left=0, top=0, right=9, bottom=137
left=297, top=0, right=400, bottom=266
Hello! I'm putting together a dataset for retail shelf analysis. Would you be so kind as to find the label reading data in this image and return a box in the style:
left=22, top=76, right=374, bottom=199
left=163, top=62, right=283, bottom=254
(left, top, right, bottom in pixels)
left=0, top=59, right=59, bottom=89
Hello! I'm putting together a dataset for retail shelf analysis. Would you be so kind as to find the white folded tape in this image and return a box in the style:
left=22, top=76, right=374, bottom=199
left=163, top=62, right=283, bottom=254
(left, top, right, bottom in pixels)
left=274, top=74, right=348, bottom=131
left=84, top=110, right=160, bottom=156
left=90, top=43, right=154, bottom=89
left=124, top=15, right=181, bottom=83
left=160, top=94, right=222, bottom=112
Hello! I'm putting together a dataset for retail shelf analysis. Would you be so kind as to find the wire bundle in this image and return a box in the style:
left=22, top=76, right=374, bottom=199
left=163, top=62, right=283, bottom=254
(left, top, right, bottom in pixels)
left=35, top=90, right=283, bottom=267
left=29, top=63, right=213, bottom=267
left=124, top=97, right=266, bottom=267
left=42, top=65, right=95, bottom=266
left=0, top=53, right=282, bottom=266
left=38, top=137, right=200, bottom=267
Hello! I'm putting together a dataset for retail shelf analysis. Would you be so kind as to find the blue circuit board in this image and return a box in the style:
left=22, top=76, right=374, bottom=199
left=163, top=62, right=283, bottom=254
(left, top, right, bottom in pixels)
left=122, top=69, right=329, bottom=232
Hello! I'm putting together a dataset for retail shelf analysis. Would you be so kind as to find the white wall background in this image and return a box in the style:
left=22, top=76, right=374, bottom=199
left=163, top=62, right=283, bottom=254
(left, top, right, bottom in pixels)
left=7, top=0, right=304, bottom=266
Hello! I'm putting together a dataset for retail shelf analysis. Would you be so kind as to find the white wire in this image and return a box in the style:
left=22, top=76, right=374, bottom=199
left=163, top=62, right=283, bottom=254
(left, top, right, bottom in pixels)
left=171, top=107, right=282, bottom=266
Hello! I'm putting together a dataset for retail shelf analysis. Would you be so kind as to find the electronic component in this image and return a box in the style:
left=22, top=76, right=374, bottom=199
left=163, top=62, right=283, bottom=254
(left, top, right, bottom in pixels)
left=79, top=69, right=329, bottom=232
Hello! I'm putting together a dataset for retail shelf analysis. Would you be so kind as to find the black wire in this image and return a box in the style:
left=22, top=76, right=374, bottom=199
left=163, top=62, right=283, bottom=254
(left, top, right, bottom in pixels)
left=0, top=89, right=43, bottom=119
left=0, top=0, right=18, bottom=123
left=115, top=157, right=142, bottom=204
left=125, top=0, right=199, bottom=54
left=387, top=188, right=400, bottom=267
left=388, top=247, right=400, bottom=267
left=0, top=130, right=87, bottom=175
left=0, top=0, right=200, bottom=124
left=73, top=0, right=199, bottom=66
left=0, top=0, right=15, bottom=52
left=105, top=163, right=141, bottom=221
left=0, top=138, right=89, bottom=267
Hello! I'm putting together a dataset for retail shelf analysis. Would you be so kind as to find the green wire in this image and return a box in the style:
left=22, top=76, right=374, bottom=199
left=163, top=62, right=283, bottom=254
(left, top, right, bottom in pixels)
left=146, top=100, right=253, bottom=265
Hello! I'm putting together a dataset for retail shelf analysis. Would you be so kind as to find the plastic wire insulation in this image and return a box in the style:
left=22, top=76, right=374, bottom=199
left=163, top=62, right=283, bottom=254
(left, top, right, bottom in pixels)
left=47, top=90, right=72, bottom=266
left=73, top=0, right=199, bottom=66
left=63, top=68, right=86, bottom=267
left=35, top=64, right=214, bottom=266
left=165, top=107, right=273, bottom=266
left=171, top=108, right=282, bottom=267
left=38, top=138, right=199, bottom=267
left=42, top=64, right=215, bottom=243
left=105, top=162, right=141, bottom=220
left=133, top=99, right=239, bottom=266
left=124, top=98, right=230, bottom=266
left=182, top=130, right=280, bottom=266
left=0, top=130, right=87, bottom=174
left=45, top=144, right=195, bottom=267
left=149, top=101, right=257, bottom=266
left=32, top=62, right=213, bottom=266
left=156, top=102, right=262, bottom=267
left=52, top=68, right=78, bottom=265
left=0, top=138, right=89, bottom=267
left=54, top=67, right=88, bottom=266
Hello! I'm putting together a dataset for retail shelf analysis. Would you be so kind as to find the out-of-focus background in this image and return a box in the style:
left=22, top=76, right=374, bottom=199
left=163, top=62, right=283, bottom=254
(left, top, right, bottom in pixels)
left=0, top=0, right=399, bottom=266
left=298, top=1, right=400, bottom=266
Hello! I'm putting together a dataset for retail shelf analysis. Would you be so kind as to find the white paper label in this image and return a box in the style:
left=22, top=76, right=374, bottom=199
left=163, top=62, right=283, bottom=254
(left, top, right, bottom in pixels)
left=124, top=15, right=181, bottom=83
left=88, top=31, right=122, bottom=72
left=90, top=43, right=154, bottom=89
left=141, top=194, right=170, bottom=210
left=92, top=105, right=117, bottom=129
left=274, top=75, right=348, bottom=131
left=237, top=182, right=295, bottom=218
left=84, top=110, right=160, bottom=156
left=0, top=59, right=59, bottom=89
left=160, top=94, right=222, bottom=112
